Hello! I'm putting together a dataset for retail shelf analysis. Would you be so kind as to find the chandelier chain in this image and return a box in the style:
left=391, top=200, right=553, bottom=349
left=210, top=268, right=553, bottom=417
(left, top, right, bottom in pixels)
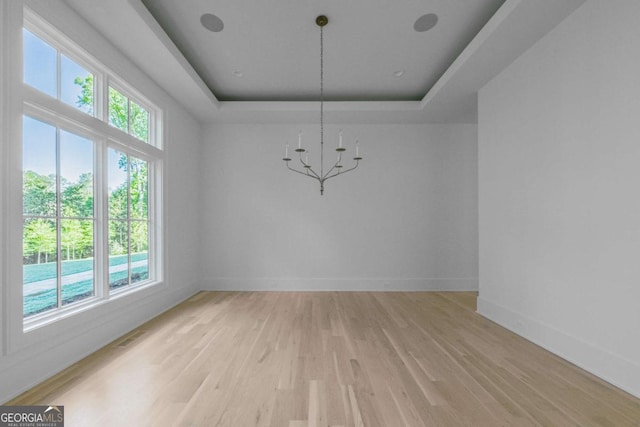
left=320, top=24, right=324, bottom=177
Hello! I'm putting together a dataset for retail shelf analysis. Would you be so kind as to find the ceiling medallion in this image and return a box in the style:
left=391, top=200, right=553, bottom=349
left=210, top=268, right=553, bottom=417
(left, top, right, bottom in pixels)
left=282, top=15, right=362, bottom=195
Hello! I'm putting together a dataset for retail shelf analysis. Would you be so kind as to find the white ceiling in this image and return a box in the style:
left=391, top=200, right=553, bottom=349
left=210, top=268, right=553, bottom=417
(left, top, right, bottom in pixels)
left=63, top=0, right=586, bottom=123
left=140, top=0, right=505, bottom=102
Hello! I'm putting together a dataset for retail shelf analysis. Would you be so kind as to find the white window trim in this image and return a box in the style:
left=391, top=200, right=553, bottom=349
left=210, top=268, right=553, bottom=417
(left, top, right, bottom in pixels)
left=4, top=6, right=165, bottom=337
left=3, top=0, right=25, bottom=355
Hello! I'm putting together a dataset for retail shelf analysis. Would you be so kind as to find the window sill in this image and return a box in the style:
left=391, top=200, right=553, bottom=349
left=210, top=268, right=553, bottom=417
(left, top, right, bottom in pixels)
left=23, top=279, right=162, bottom=333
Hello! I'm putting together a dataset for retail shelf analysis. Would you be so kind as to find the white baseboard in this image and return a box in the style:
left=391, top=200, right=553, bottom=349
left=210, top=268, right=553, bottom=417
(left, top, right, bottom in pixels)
left=201, top=277, right=478, bottom=292
left=0, top=284, right=198, bottom=404
left=477, top=297, right=640, bottom=399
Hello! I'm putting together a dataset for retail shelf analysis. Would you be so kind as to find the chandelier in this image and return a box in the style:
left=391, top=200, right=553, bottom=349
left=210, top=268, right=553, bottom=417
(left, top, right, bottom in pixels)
left=282, top=15, right=362, bottom=195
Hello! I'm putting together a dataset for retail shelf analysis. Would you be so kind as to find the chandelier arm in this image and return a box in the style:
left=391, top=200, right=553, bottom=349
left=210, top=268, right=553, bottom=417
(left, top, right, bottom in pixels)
left=307, top=167, right=322, bottom=180
left=322, top=161, right=360, bottom=182
left=298, top=156, right=322, bottom=180
left=286, top=163, right=322, bottom=181
left=321, top=157, right=342, bottom=179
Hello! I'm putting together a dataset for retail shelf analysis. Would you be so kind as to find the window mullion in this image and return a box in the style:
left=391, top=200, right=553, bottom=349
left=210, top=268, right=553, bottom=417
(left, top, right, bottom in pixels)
left=55, top=127, right=62, bottom=309
left=94, top=71, right=102, bottom=122
left=103, top=77, right=110, bottom=125
left=95, top=137, right=107, bottom=300
left=151, top=161, right=157, bottom=283
left=126, top=156, right=132, bottom=286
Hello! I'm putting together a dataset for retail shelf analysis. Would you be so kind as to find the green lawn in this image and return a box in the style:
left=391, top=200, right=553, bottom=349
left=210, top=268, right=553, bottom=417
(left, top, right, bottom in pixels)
left=23, top=252, right=149, bottom=317
left=24, top=252, right=148, bottom=283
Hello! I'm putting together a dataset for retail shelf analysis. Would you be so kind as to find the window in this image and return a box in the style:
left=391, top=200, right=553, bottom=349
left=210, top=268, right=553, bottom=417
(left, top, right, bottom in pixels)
left=23, top=28, right=95, bottom=116
left=22, top=117, right=96, bottom=316
left=109, top=86, right=149, bottom=143
left=21, top=10, right=162, bottom=325
left=108, top=149, right=149, bottom=289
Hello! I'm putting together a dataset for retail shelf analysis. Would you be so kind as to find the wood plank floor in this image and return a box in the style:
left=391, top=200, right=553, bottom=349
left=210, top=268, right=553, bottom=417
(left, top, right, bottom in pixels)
left=8, top=292, right=640, bottom=426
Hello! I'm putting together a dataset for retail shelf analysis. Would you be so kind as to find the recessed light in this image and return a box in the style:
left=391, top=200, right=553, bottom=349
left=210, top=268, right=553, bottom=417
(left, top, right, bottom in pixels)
left=233, top=70, right=244, bottom=78
left=393, top=70, right=405, bottom=77
left=414, top=13, right=438, bottom=32
left=201, top=13, right=224, bottom=32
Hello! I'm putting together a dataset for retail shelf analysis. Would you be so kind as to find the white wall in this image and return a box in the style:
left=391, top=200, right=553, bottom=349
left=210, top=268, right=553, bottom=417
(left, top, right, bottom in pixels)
left=0, top=1, right=8, bottom=360
left=201, top=123, right=478, bottom=291
left=478, top=0, right=640, bottom=398
left=0, top=0, right=201, bottom=402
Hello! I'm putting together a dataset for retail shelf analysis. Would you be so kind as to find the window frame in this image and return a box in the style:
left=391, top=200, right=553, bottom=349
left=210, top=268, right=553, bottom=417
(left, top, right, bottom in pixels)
left=105, top=141, right=158, bottom=296
left=23, top=16, right=101, bottom=119
left=107, top=81, right=155, bottom=145
left=21, top=108, right=103, bottom=319
left=17, top=7, right=164, bottom=332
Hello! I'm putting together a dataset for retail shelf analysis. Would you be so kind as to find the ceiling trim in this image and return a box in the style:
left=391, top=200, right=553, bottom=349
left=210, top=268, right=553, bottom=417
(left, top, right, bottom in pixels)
left=214, top=101, right=426, bottom=125
left=419, top=0, right=586, bottom=123
left=113, top=0, right=586, bottom=124
left=128, top=0, right=219, bottom=110
left=420, top=0, right=524, bottom=110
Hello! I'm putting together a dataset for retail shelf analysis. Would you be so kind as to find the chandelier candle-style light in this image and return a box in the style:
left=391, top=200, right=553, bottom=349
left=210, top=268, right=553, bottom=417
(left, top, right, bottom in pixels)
left=283, top=15, right=362, bottom=195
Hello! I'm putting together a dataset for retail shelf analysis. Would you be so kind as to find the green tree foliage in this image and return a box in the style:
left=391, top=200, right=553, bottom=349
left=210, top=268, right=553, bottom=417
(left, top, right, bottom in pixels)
left=23, top=171, right=95, bottom=263
left=73, top=75, right=94, bottom=115
left=23, top=170, right=56, bottom=216
left=109, top=86, right=128, bottom=132
left=76, top=76, right=148, bottom=142
left=22, top=170, right=57, bottom=264
left=24, top=219, right=56, bottom=264
left=130, top=101, right=149, bottom=142
left=62, top=172, right=93, bottom=217
left=108, top=157, right=148, bottom=256
left=131, top=221, right=148, bottom=253
left=129, top=159, right=148, bottom=219
left=61, top=220, right=81, bottom=259
left=109, top=220, right=127, bottom=256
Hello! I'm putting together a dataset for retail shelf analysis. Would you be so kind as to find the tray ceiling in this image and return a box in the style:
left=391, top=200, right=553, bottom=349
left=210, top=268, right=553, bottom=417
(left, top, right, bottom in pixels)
left=140, top=0, right=505, bottom=102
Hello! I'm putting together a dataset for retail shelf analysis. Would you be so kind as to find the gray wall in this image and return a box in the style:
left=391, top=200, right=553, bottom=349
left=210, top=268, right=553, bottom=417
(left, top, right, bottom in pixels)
left=478, top=0, right=640, bottom=398
left=200, top=123, right=478, bottom=291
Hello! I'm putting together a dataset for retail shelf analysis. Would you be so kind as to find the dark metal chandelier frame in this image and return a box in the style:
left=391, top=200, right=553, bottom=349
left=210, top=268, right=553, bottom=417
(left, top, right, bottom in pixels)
left=282, top=15, right=362, bottom=195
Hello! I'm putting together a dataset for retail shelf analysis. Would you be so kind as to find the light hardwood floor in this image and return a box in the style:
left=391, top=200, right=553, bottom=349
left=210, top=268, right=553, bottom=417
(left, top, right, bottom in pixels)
left=8, top=292, right=640, bottom=426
